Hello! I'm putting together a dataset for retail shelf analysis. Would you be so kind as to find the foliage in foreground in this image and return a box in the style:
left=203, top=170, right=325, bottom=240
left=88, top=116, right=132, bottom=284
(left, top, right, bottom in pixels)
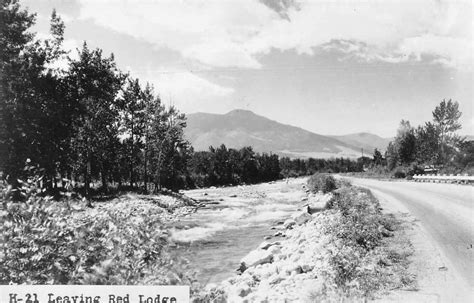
left=319, top=185, right=414, bottom=299
left=0, top=176, right=193, bottom=285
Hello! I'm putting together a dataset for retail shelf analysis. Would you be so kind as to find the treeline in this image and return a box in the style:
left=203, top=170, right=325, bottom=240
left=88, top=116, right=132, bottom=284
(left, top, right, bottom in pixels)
left=279, top=157, right=365, bottom=177
left=1, top=2, right=191, bottom=195
left=189, top=145, right=280, bottom=187
left=379, top=99, right=472, bottom=176
left=187, top=147, right=367, bottom=188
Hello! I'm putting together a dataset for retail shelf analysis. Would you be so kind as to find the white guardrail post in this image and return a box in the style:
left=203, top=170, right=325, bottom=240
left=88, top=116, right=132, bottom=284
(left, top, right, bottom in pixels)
left=413, top=174, right=474, bottom=184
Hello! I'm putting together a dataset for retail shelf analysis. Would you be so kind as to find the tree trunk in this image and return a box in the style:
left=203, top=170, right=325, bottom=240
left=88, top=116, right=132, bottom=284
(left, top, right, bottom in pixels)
left=101, top=170, right=107, bottom=193
left=85, top=159, right=91, bottom=198
left=144, top=147, right=148, bottom=193
left=130, top=118, right=134, bottom=188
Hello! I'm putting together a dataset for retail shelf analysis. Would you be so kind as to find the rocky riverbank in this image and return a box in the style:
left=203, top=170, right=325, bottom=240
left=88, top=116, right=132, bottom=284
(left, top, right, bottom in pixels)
left=194, top=181, right=414, bottom=302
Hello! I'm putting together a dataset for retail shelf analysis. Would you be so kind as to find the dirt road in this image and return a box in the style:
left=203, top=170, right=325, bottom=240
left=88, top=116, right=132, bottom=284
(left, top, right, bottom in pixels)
left=348, top=177, right=473, bottom=301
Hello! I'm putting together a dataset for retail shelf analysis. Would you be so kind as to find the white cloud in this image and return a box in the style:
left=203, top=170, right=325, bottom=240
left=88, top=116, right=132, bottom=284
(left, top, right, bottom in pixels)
left=76, top=0, right=471, bottom=69
left=131, top=69, right=235, bottom=113
left=397, top=34, right=472, bottom=68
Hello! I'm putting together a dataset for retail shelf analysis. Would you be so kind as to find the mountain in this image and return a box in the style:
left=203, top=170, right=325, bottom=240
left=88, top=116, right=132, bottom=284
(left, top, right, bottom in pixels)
left=185, top=109, right=384, bottom=159
left=329, top=133, right=392, bottom=154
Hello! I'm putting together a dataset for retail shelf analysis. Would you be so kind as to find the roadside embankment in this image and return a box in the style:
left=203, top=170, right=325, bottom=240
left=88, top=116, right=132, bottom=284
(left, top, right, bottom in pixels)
left=193, top=176, right=414, bottom=302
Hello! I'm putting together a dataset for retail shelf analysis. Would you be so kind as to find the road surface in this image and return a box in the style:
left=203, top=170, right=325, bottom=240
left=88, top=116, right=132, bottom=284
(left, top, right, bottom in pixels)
left=348, top=178, right=473, bottom=299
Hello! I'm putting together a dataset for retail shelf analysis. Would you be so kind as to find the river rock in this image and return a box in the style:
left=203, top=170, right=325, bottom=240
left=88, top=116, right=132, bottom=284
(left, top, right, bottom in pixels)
left=259, top=241, right=281, bottom=250
left=283, top=219, right=296, bottom=229
left=268, top=245, right=281, bottom=255
left=306, top=202, right=326, bottom=214
left=240, top=249, right=274, bottom=272
left=274, top=231, right=286, bottom=237
left=268, top=273, right=285, bottom=285
left=291, top=211, right=312, bottom=225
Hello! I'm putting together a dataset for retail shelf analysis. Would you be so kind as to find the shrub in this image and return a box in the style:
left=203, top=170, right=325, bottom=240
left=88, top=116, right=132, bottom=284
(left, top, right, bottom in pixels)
left=392, top=169, right=406, bottom=179
left=0, top=175, right=193, bottom=285
left=307, top=173, right=337, bottom=193
left=319, top=186, right=413, bottom=299
left=327, top=187, right=383, bottom=250
left=336, top=178, right=351, bottom=189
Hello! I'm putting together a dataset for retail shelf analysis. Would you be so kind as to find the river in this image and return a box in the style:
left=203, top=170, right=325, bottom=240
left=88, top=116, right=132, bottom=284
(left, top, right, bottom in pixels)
left=168, top=178, right=307, bottom=285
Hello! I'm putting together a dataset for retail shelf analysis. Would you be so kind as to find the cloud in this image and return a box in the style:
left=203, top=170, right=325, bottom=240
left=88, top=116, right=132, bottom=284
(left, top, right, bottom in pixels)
left=131, top=69, right=235, bottom=113
left=75, top=0, right=471, bottom=69
left=34, top=33, right=81, bottom=71
left=77, top=0, right=275, bottom=68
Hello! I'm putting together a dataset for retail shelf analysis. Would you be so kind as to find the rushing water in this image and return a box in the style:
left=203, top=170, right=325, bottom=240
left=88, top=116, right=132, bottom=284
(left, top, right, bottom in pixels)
left=168, top=179, right=306, bottom=285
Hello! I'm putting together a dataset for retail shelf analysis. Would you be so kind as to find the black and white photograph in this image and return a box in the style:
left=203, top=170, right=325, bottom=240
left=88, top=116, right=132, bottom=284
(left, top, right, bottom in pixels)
left=0, top=0, right=472, bottom=302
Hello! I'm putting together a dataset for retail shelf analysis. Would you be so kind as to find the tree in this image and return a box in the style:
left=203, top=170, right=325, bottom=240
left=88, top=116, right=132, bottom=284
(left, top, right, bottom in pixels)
left=0, top=2, right=67, bottom=188
left=118, top=77, right=147, bottom=187
left=385, top=142, right=398, bottom=170
left=394, top=120, right=416, bottom=165
left=432, top=99, right=462, bottom=164
left=414, top=122, right=439, bottom=165
left=66, top=43, right=125, bottom=195
left=147, top=105, right=189, bottom=191
left=142, top=83, right=161, bottom=191
left=454, top=140, right=474, bottom=172
left=373, top=148, right=383, bottom=166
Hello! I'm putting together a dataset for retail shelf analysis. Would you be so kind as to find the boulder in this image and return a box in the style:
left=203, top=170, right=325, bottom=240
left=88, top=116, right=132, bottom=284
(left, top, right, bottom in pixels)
left=283, top=219, right=296, bottom=229
left=268, top=245, right=281, bottom=255
left=306, top=203, right=326, bottom=214
left=239, top=249, right=274, bottom=272
left=236, top=285, right=251, bottom=297
left=291, top=211, right=312, bottom=225
left=259, top=241, right=281, bottom=250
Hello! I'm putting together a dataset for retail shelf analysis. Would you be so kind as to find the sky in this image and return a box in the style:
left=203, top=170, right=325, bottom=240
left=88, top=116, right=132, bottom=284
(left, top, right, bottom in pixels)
left=22, top=0, right=473, bottom=137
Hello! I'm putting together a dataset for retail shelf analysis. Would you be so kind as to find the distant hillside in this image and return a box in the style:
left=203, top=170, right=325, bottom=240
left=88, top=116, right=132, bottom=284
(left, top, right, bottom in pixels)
left=185, top=109, right=380, bottom=159
left=330, top=133, right=392, bottom=154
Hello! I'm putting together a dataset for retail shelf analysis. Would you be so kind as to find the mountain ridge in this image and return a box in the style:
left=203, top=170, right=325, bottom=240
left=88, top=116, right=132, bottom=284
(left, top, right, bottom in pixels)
left=185, top=109, right=390, bottom=158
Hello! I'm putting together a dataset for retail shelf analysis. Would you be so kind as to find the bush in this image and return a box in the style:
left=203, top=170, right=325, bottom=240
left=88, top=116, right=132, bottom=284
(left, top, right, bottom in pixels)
left=0, top=175, right=193, bottom=285
left=327, top=187, right=383, bottom=250
left=319, top=185, right=414, bottom=299
left=307, top=173, right=337, bottom=193
left=392, top=169, right=406, bottom=179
